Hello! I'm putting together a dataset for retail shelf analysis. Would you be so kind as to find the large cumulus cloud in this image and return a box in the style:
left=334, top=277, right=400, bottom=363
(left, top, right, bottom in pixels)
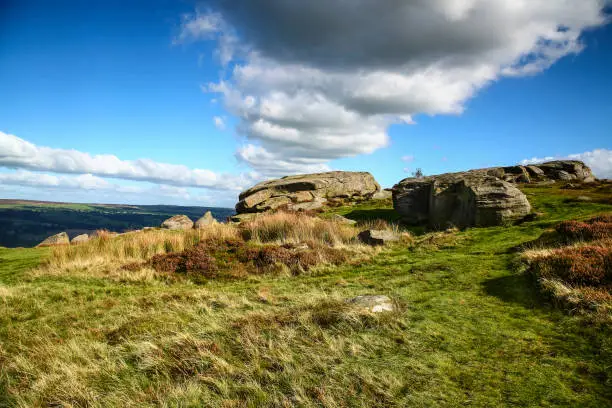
left=180, top=0, right=610, bottom=175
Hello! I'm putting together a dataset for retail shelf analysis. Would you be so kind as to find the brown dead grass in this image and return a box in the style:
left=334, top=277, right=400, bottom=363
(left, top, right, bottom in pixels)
left=35, top=212, right=391, bottom=281
left=241, top=211, right=358, bottom=246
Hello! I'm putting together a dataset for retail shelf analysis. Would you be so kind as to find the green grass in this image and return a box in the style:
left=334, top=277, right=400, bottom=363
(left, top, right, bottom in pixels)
left=324, top=198, right=403, bottom=224
left=1, top=186, right=611, bottom=407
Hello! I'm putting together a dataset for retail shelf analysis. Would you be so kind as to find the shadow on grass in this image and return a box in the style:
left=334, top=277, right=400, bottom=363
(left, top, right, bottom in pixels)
left=482, top=273, right=549, bottom=310
left=343, top=208, right=400, bottom=223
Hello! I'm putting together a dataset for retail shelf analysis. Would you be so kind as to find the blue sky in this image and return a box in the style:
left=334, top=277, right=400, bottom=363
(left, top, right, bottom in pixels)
left=1, top=0, right=611, bottom=207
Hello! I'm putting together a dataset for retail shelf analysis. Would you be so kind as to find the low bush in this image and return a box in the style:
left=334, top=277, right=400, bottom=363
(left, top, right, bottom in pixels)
left=522, top=214, right=612, bottom=317
left=556, top=215, right=612, bottom=243
left=525, top=245, right=612, bottom=286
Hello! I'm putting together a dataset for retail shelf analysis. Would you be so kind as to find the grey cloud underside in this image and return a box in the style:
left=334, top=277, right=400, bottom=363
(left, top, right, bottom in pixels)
left=215, top=0, right=604, bottom=70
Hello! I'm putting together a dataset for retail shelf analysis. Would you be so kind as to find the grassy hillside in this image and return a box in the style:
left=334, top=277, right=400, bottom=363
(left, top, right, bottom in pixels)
left=0, top=199, right=234, bottom=248
left=0, top=184, right=611, bottom=407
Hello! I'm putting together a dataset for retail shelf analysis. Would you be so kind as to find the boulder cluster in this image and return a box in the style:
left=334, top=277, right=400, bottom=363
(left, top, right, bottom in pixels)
left=235, top=160, right=595, bottom=229
left=36, top=160, right=596, bottom=247
left=37, top=211, right=218, bottom=247
left=391, top=160, right=594, bottom=228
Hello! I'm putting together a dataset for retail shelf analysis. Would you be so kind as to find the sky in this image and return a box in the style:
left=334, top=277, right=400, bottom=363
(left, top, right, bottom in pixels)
left=1, top=0, right=611, bottom=207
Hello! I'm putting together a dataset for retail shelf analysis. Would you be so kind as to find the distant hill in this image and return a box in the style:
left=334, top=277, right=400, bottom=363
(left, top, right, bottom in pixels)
left=0, top=199, right=234, bottom=248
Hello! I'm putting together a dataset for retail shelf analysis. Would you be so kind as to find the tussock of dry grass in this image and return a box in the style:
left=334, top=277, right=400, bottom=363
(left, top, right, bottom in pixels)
left=35, top=212, right=394, bottom=281
left=241, top=211, right=358, bottom=246
left=37, top=224, right=240, bottom=275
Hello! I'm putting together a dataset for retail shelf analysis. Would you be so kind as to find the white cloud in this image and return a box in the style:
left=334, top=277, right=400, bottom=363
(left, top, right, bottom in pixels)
left=180, top=1, right=609, bottom=176
left=213, top=116, right=226, bottom=130
left=401, top=155, right=415, bottom=163
left=521, top=148, right=612, bottom=179
left=0, top=131, right=261, bottom=191
left=0, top=170, right=134, bottom=192
left=0, top=170, right=238, bottom=206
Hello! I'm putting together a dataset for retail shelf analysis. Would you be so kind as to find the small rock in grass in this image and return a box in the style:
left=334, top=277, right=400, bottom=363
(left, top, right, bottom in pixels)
left=347, top=295, right=395, bottom=313
left=358, top=229, right=399, bottom=246
left=37, top=232, right=70, bottom=247
left=195, top=211, right=218, bottom=229
left=331, top=214, right=357, bottom=225
left=161, top=215, right=194, bottom=230
left=229, top=213, right=257, bottom=223
left=70, top=234, right=89, bottom=244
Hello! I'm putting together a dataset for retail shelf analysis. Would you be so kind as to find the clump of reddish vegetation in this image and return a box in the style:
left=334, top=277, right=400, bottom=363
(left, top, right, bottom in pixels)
left=556, top=214, right=612, bottom=243
left=523, top=213, right=612, bottom=317
left=527, top=245, right=612, bottom=286
left=147, top=237, right=351, bottom=278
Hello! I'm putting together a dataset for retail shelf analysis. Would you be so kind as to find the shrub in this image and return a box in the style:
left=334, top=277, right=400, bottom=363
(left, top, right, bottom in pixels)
left=526, top=245, right=612, bottom=286
left=556, top=214, right=612, bottom=243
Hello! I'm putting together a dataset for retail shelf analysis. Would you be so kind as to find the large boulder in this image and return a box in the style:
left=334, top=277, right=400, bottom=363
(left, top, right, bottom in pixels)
left=161, top=215, right=194, bottom=230
left=393, top=172, right=531, bottom=228
left=236, top=171, right=381, bottom=214
left=37, top=232, right=70, bottom=247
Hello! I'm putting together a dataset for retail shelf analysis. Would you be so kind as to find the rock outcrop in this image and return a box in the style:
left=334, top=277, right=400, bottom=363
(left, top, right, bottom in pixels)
left=195, top=211, right=217, bottom=229
left=393, top=173, right=531, bottom=228
left=392, top=160, right=595, bottom=228
left=161, top=215, right=194, bottom=230
left=482, top=160, right=595, bottom=184
left=37, top=232, right=70, bottom=247
left=236, top=171, right=381, bottom=214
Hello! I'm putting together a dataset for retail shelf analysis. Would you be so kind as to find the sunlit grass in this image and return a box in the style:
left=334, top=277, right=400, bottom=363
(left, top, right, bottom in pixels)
left=1, top=183, right=612, bottom=406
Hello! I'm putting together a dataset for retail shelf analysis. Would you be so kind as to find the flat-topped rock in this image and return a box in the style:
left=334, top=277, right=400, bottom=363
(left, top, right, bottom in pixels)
left=347, top=295, right=395, bottom=313
left=236, top=171, right=381, bottom=214
left=161, top=215, right=194, bottom=230
left=37, top=232, right=70, bottom=247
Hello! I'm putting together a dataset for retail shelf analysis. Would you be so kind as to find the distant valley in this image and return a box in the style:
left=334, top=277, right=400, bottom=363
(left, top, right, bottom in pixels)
left=0, top=199, right=234, bottom=248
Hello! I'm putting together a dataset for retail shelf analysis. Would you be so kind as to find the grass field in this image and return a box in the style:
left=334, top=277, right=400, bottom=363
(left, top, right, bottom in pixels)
left=1, top=184, right=611, bottom=407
